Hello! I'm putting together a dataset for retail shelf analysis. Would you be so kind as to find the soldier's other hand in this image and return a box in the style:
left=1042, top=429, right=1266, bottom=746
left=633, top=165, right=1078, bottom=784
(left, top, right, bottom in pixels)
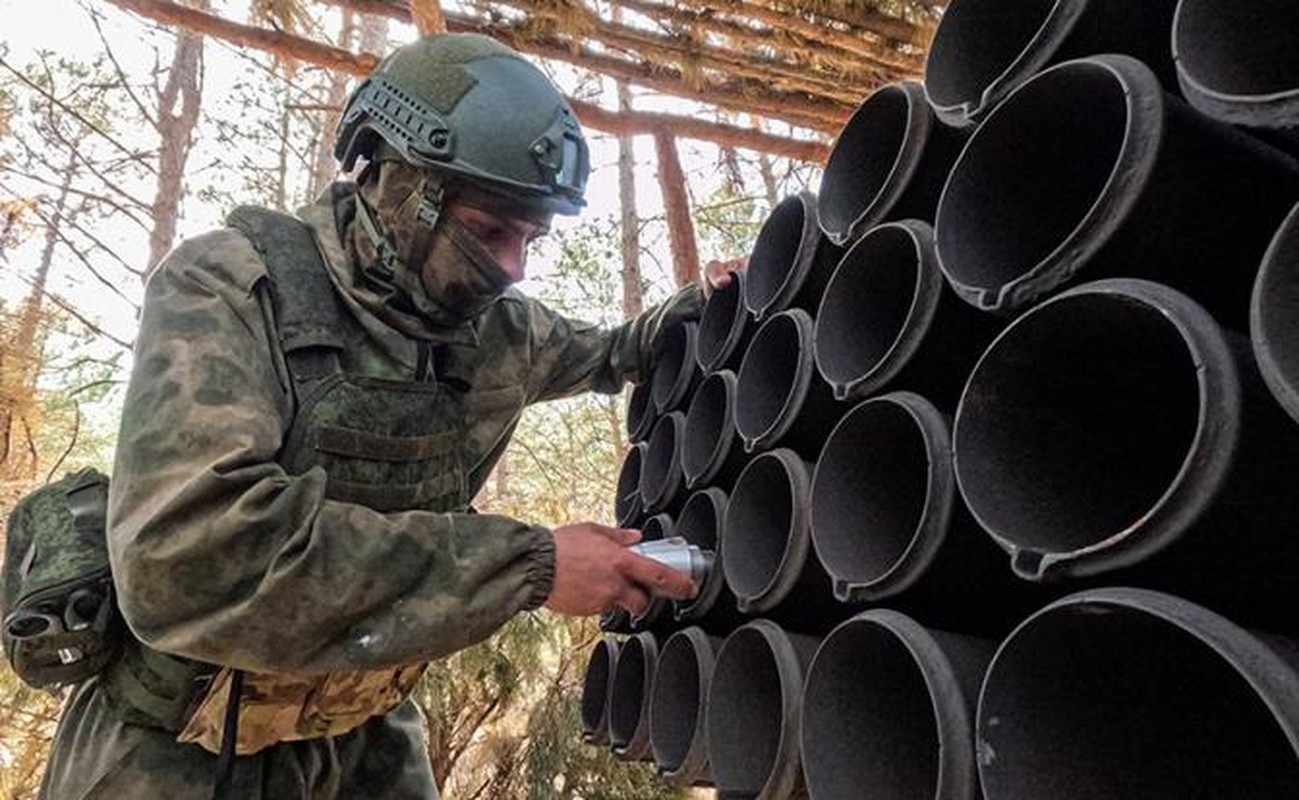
left=703, top=256, right=748, bottom=298
left=543, top=522, right=697, bottom=618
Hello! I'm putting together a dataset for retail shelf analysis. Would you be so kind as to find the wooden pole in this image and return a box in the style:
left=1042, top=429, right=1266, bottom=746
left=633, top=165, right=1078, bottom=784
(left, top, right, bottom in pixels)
left=409, top=0, right=446, bottom=35
left=654, top=132, right=700, bottom=289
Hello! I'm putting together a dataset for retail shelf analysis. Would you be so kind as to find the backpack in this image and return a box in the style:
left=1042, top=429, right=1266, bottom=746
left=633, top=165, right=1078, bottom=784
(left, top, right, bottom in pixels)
left=2, top=468, right=121, bottom=687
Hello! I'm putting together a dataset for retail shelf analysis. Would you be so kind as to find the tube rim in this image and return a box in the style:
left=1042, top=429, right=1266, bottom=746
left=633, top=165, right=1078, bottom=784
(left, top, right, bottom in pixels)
left=735, top=309, right=817, bottom=453
left=649, top=627, right=716, bottom=786
left=803, top=608, right=977, bottom=799
left=952, top=277, right=1242, bottom=580
left=744, top=192, right=822, bottom=320
left=697, top=271, right=752, bottom=374
left=924, top=0, right=1088, bottom=126
left=682, top=371, right=739, bottom=488
left=811, top=391, right=955, bottom=602
left=1251, top=201, right=1299, bottom=426
left=975, top=587, right=1299, bottom=777
left=814, top=220, right=942, bottom=402
left=935, top=54, right=1167, bottom=313
left=1173, top=0, right=1299, bottom=128
left=707, top=619, right=807, bottom=800
left=818, top=83, right=933, bottom=246
left=722, top=448, right=813, bottom=614
left=674, top=488, right=730, bottom=622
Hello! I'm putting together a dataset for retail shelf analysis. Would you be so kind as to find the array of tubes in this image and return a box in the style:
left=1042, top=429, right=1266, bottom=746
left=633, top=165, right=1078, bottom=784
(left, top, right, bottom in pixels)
left=587, top=1, right=1299, bottom=798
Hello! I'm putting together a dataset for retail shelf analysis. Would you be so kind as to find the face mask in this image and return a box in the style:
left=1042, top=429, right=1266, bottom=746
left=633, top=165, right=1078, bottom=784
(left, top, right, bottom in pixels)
left=353, top=161, right=513, bottom=328
left=419, top=214, right=513, bottom=325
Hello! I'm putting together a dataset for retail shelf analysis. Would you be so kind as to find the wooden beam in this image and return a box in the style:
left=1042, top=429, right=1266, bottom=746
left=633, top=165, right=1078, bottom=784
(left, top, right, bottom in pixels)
left=609, top=0, right=923, bottom=76
left=106, top=0, right=829, bottom=160
left=409, top=0, right=446, bottom=34
left=319, top=0, right=851, bottom=130
left=107, top=0, right=380, bottom=74
left=567, top=99, right=827, bottom=162
left=654, top=132, right=699, bottom=289
left=491, top=0, right=881, bottom=100
left=444, top=12, right=850, bottom=130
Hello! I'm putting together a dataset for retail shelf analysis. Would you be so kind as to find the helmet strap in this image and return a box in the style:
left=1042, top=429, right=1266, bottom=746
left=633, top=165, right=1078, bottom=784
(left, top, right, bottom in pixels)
left=354, top=193, right=403, bottom=281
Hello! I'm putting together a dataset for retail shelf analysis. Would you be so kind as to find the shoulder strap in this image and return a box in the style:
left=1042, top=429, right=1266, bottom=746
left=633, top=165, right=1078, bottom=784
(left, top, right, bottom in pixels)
left=226, top=205, right=352, bottom=396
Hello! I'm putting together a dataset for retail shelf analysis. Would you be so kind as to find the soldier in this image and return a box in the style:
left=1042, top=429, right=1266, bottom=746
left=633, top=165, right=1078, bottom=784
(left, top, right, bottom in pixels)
left=40, top=33, right=732, bottom=798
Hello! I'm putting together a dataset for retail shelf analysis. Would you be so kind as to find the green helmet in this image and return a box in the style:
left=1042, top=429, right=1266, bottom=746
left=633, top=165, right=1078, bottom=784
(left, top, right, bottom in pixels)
left=336, top=34, right=589, bottom=215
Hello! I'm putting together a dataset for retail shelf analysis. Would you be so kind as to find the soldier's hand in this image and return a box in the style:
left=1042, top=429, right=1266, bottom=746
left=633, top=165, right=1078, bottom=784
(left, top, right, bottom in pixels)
left=703, top=256, right=748, bottom=297
left=544, top=522, right=697, bottom=618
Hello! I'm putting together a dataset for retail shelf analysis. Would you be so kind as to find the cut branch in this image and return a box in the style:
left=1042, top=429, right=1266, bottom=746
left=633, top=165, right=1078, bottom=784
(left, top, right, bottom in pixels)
left=654, top=132, right=699, bottom=289
left=107, top=0, right=380, bottom=74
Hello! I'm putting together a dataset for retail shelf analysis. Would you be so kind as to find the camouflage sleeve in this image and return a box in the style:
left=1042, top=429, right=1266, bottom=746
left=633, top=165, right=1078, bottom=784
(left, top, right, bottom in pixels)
left=523, top=282, right=705, bottom=403
left=108, top=230, right=555, bottom=675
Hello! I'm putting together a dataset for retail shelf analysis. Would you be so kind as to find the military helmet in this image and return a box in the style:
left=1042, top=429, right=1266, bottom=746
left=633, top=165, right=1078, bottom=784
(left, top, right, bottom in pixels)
left=336, top=34, right=589, bottom=215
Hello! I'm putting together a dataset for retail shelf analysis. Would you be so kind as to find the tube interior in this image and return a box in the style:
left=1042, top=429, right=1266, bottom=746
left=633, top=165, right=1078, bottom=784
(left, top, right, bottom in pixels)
left=1177, top=0, right=1299, bottom=96
left=817, top=228, right=920, bottom=387
left=652, top=325, right=690, bottom=410
left=677, top=492, right=719, bottom=551
left=747, top=199, right=807, bottom=313
left=724, top=456, right=794, bottom=600
left=581, top=642, right=614, bottom=735
left=803, top=623, right=939, bottom=799
left=609, top=638, right=647, bottom=747
left=650, top=635, right=702, bottom=770
left=736, top=316, right=800, bottom=441
left=937, top=63, right=1128, bottom=295
left=819, top=88, right=910, bottom=237
left=956, top=294, right=1200, bottom=552
left=980, top=602, right=1299, bottom=798
left=708, top=629, right=786, bottom=796
left=628, top=381, right=654, bottom=441
left=683, top=375, right=729, bottom=482
left=699, top=277, right=744, bottom=370
left=642, top=514, right=671, bottom=542
left=615, top=446, right=644, bottom=526
left=925, top=0, right=1059, bottom=111
left=642, top=415, right=680, bottom=507
left=812, top=401, right=929, bottom=585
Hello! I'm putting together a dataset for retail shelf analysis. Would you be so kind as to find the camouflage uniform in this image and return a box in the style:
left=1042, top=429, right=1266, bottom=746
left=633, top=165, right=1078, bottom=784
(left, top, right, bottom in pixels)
left=39, top=183, right=702, bottom=799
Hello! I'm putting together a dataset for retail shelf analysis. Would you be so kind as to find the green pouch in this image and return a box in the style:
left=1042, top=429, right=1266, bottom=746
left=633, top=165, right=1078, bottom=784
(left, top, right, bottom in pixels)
left=2, top=468, right=121, bottom=687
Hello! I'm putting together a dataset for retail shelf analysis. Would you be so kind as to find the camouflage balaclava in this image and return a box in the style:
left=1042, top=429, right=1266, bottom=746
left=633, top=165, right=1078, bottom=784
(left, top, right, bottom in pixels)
left=348, top=158, right=513, bottom=330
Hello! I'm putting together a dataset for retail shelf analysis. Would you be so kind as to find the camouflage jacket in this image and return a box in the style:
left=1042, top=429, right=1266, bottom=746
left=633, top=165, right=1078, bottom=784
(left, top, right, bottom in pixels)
left=108, top=185, right=702, bottom=682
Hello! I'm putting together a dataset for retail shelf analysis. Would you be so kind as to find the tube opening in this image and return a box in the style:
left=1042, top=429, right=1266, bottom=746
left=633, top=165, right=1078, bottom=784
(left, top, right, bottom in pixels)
left=581, top=642, right=614, bottom=737
left=747, top=197, right=809, bottom=314
left=1176, top=1, right=1299, bottom=98
left=937, top=63, right=1129, bottom=297
left=736, top=314, right=803, bottom=444
left=615, top=444, right=645, bottom=527
left=816, top=227, right=922, bottom=390
left=812, top=401, right=930, bottom=587
left=708, top=628, right=787, bottom=796
left=724, top=455, right=795, bottom=601
left=650, top=634, right=702, bottom=771
left=699, top=275, right=746, bottom=372
left=683, top=374, right=732, bottom=483
left=609, top=638, right=647, bottom=748
left=652, top=324, right=693, bottom=411
left=924, top=0, right=1059, bottom=113
left=677, top=491, right=720, bottom=552
left=627, top=381, right=655, bottom=442
left=804, top=622, right=939, bottom=799
left=819, top=87, right=912, bottom=239
left=956, top=293, right=1200, bottom=553
left=980, top=600, right=1299, bottom=798
left=642, top=414, right=682, bottom=509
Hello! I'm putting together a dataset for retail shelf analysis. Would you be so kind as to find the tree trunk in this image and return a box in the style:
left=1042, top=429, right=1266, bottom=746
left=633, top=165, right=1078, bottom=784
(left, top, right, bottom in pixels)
left=308, top=10, right=354, bottom=199
left=653, top=132, right=699, bottom=289
left=147, top=0, right=206, bottom=271
left=616, top=80, right=643, bottom=320
left=0, top=150, right=75, bottom=473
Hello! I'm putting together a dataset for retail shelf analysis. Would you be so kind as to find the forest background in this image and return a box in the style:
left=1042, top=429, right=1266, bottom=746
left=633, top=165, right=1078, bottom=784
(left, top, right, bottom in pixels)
left=0, top=0, right=825, bottom=796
